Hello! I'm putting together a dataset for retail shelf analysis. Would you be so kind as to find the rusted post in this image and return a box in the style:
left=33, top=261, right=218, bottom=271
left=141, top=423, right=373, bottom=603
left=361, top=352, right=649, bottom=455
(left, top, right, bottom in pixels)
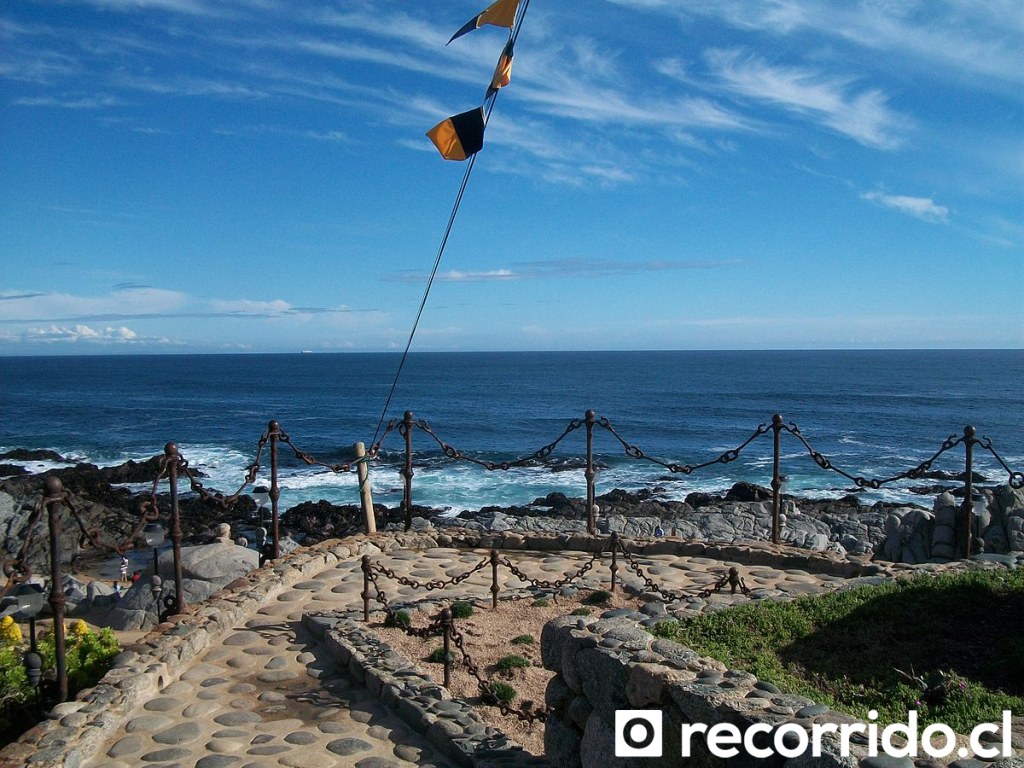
left=490, top=549, right=499, bottom=609
left=441, top=607, right=453, bottom=689
left=268, top=420, right=281, bottom=559
left=354, top=442, right=376, bottom=535
left=165, top=443, right=185, bottom=616
left=43, top=477, right=68, bottom=703
left=585, top=410, right=597, bottom=536
left=402, top=411, right=414, bottom=532
left=361, top=555, right=371, bottom=622
left=962, top=426, right=975, bottom=560
left=609, top=531, right=618, bottom=592
left=771, top=414, right=783, bottom=545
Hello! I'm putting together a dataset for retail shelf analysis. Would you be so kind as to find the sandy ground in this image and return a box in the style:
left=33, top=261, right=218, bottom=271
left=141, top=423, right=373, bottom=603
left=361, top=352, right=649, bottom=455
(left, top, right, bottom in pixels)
left=376, top=589, right=639, bottom=756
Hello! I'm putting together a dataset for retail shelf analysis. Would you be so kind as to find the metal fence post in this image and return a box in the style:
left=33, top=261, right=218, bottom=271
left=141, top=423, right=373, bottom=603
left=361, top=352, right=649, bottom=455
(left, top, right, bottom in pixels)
left=585, top=410, right=596, bottom=536
left=441, top=607, right=453, bottom=688
left=962, top=426, right=975, bottom=560
left=771, top=414, right=783, bottom=545
left=402, top=411, right=414, bottom=532
left=268, top=421, right=281, bottom=559
left=361, top=555, right=371, bottom=622
left=490, top=549, right=499, bottom=609
left=609, top=531, right=618, bottom=592
left=165, top=443, right=185, bottom=616
left=43, top=477, right=68, bottom=703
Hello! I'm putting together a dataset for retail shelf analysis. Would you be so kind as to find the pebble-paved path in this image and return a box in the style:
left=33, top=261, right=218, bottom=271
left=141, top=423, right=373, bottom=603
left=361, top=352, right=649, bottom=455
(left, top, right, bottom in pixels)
left=86, top=547, right=844, bottom=768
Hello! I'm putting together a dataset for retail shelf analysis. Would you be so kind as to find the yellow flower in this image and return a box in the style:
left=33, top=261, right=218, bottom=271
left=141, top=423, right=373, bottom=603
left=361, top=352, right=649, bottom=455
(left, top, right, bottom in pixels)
left=68, top=620, right=91, bottom=639
left=0, top=616, right=23, bottom=646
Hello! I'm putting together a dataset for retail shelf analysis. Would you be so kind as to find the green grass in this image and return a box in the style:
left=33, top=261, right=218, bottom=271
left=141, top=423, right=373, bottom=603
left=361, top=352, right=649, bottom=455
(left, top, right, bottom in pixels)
left=571, top=608, right=592, bottom=616
left=485, top=682, right=516, bottom=705
left=583, top=590, right=612, bottom=605
left=660, top=568, right=1024, bottom=734
left=384, top=610, right=411, bottom=629
left=531, top=598, right=550, bottom=608
left=495, top=654, right=530, bottom=672
left=426, top=647, right=453, bottom=664
left=450, top=601, right=474, bottom=620
left=511, top=635, right=534, bottom=645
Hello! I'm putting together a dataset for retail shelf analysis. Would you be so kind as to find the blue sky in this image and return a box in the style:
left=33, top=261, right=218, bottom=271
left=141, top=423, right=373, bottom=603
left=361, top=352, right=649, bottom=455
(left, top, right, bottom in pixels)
left=0, top=0, right=1021, bottom=354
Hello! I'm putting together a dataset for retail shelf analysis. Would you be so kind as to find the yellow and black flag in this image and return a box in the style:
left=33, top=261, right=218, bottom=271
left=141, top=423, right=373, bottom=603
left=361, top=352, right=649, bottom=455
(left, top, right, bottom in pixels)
left=448, top=0, right=519, bottom=44
left=426, top=107, right=486, bottom=161
left=486, top=40, right=514, bottom=99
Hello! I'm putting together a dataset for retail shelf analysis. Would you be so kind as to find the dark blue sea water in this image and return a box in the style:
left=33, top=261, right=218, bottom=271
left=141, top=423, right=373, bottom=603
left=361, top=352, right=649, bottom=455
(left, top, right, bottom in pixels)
left=1, top=351, right=1022, bottom=511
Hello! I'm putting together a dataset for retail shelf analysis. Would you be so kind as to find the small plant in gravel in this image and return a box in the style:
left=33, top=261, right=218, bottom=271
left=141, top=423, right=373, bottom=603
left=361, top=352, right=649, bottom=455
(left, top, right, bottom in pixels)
left=495, top=655, right=530, bottom=672
left=426, top=648, right=453, bottom=664
left=571, top=608, right=591, bottom=616
left=485, top=682, right=517, bottom=705
left=531, top=598, right=550, bottom=607
left=511, top=635, right=534, bottom=645
left=451, top=601, right=474, bottom=619
left=385, top=610, right=411, bottom=629
left=584, top=590, right=612, bottom=605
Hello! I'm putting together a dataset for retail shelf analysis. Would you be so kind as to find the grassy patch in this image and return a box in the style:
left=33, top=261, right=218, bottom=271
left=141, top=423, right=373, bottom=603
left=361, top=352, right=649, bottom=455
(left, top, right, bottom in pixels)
left=571, top=608, right=592, bottom=616
left=511, top=635, right=534, bottom=645
left=531, top=598, right=550, bottom=608
left=495, top=654, right=530, bottom=672
left=426, top=648, right=453, bottom=664
left=384, top=610, right=411, bottom=629
left=662, top=568, right=1024, bottom=733
left=485, top=682, right=516, bottom=705
left=451, top=601, right=474, bottom=620
left=584, top=590, right=612, bottom=605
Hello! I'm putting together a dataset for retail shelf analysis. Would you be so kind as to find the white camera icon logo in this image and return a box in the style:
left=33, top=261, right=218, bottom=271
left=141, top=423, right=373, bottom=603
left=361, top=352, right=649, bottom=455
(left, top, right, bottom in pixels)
left=615, top=710, right=663, bottom=757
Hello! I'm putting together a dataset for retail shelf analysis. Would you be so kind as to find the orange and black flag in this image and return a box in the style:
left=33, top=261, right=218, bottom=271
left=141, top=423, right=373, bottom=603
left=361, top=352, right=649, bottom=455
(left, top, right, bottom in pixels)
left=486, top=40, right=514, bottom=99
left=448, top=0, right=519, bottom=44
left=426, top=107, right=486, bottom=161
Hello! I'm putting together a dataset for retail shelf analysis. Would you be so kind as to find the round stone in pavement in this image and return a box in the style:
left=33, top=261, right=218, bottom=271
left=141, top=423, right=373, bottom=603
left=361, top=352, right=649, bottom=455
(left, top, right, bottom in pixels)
left=140, top=747, right=192, bottom=762
left=196, top=755, right=242, bottom=768
left=393, top=744, right=423, bottom=762
left=206, top=739, right=243, bottom=753
left=144, top=697, right=182, bottom=712
left=126, top=714, right=173, bottom=732
left=279, top=754, right=336, bottom=768
left=293, top=581, right=325, bottom=590
left=258, top=691, right=286, bottom=702
left=356, top=759, right=402, bottom=768
left=223, top=631, right=260, bottom=646
left=248, top=745, right=290, bottom=756
left=153, top=722, right=202, bottom=745
left=284, top=731, right=318, bottom=745
left=327, top=737, right=373, bottom=756
left=108, top=734, right=145, bottom=758
left=264, top=656, right=288, bottom=669
left=258, top=670, right=297, bottom=682
left=183, top=701, right=219, bottom=718
left=317, top=722, right=348, bottom=734
left=214, top=711, right=262, bottom=726
left=860, top=757, right=914, bottom=768
left=213, top=729, right=249, bottom=739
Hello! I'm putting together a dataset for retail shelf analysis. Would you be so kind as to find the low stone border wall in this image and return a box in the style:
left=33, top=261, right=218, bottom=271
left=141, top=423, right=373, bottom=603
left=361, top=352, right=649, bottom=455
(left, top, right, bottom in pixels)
left=0, top=530, right=435, bottom=768
left=435, top=527, right=890, bottom=579
left=304, top=611, right=544, bottom=768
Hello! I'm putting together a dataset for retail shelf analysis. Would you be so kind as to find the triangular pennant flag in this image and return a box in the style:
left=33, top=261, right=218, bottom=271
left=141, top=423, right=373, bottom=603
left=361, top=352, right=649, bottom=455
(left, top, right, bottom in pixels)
left=486, top=40, right=514, bottom=99
left=448, top=0, right=519, bottom=45
left=426, top=107, right=486, bottom=161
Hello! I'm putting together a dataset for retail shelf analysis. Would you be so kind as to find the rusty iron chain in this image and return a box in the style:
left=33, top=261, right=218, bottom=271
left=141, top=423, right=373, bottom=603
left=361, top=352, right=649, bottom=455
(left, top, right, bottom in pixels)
left=372, top=557, right=490, bottom=592
left=447, top=621, right=548, bottom=724
left=498, top=549, right=603, bottom=591
left=414, top=417, right=584, bottom=471
left=365, top=565, right=445, bottom=638
left=0, top=496, right=44, bottom=598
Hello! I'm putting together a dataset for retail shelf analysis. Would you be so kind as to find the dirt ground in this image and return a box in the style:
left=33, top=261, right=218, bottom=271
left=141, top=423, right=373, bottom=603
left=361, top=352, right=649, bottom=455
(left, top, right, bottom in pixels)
left=375, top=589, right=641, bottom=756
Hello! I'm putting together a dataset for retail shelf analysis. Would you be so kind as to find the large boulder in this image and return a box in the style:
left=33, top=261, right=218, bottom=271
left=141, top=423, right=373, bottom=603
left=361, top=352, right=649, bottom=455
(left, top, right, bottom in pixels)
left=106, top=542, right=259, bottom=631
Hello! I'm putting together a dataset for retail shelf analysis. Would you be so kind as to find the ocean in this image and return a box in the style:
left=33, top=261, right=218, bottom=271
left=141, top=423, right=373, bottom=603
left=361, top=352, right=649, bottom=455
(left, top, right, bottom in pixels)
left=1, top=350, right=1022, bottom=513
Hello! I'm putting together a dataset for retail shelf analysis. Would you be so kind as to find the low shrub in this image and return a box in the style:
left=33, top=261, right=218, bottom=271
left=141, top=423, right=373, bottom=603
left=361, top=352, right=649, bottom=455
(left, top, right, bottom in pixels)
left=570, top=608, right=591, bottom=616
left=495, top=655, right=529, bottom=672
left=486, top=682, right=516, bottom=705
left=651, top=620, right=680, bottom=638
left=583, top=590, right=612, bottom=605
left=426, top=648, right=453, bottom=664
left=531, top=598, right=550, bottom=608
left=385, top=610, right=411, bottom=629
left=450, top=601, right=474, bottom=620
left=511, top=635, right=534, bottom=645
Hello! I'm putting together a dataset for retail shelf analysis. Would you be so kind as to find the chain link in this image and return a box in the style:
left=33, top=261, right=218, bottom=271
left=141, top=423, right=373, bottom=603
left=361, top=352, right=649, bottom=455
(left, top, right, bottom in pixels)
left=499, top=549, right=603, bottom=590
left=374, top=557, right=490, bottom=591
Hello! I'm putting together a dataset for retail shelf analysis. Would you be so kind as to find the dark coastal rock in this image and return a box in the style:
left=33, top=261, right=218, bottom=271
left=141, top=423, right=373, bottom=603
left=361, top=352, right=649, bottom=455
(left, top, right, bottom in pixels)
left=282, top=500, right=406, bottom=543
left=0, top=449, right=68, bottom=463
left=725, top=482, right=772, bottom=502
left=0, top=465, right=28, bottom=478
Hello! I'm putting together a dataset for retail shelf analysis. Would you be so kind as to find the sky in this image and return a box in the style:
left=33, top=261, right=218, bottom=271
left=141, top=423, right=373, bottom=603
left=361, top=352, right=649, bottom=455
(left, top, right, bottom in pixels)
left=0, top=0, right=1022, bottom=355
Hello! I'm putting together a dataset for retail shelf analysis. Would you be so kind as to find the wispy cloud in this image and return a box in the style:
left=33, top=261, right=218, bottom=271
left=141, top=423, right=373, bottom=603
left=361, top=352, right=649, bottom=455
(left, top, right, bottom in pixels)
left=860, top=191, right=950, bottom=223
left=700, top=49, right=907, bottom=149
left=13, top=93, right=123, bottom=109
left=23, top=323, right=172, bottom=345
left=384, top=258, right=742, bottom=283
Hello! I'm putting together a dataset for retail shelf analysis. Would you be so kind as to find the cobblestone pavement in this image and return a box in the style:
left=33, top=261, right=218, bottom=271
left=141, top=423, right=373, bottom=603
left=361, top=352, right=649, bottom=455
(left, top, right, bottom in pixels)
left=86, top=547, right=844, bottom=767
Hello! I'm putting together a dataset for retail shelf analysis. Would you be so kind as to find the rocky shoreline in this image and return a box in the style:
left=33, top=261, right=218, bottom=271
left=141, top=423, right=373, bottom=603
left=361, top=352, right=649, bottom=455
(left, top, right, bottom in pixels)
left=1, top=450, right=1022, bottom=581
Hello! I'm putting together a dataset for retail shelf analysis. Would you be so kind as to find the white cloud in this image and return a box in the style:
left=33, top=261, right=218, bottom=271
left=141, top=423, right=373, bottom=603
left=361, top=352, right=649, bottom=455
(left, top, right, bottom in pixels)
left=860, top=191, right=949, bottom=222
left=701, top=49, right=907, bottom=148
left=14, top=94, right=123, bottom=109
left=24, top=324, right=166, bottom=344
